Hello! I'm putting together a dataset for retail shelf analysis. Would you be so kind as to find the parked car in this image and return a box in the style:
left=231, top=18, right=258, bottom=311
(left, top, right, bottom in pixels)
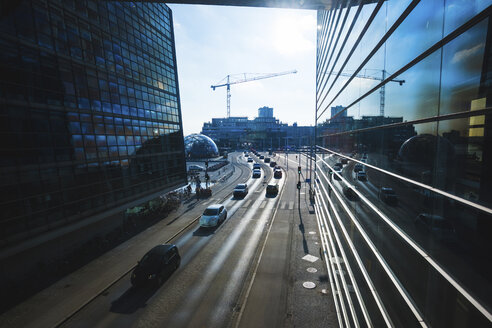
left=264, top=157, right=271, bottom=163
left=379, top=187, right=398, bottom=205
left=260, top=155, right=265, bottom=159
left=247, top=157, right=253, bottom=162
left=269, top=161, right=277, bottom=167
left=274, top=169, right=282, bottom=179
left=252, top=169, right=261, bottom=178
left=253, top=163, right=261, bottom=170
left=266, top=184, right=279, bottom=196
left=199, top=204, right=227, bottom=228
left=414, top=213, right=455, bottom=240
left=233, top=183, right=248, bottom=198
left=354, top=164, right=363, bottom=172
left=357, top=171, right=367, bottom=181
left=188, top=165, right=204, bottom=172
left=131, top=244, right=180, bottom=287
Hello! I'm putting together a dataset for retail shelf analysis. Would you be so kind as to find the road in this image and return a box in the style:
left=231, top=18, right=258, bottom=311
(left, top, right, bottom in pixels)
left=1, top=152, right=337, bottom=328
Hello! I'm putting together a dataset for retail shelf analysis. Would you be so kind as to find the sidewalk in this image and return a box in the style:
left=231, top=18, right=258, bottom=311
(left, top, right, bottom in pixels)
left=0, top=163, right=242, bottom=328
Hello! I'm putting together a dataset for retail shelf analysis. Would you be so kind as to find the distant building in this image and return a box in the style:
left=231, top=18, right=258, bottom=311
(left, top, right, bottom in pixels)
left=330, top=105, right=346, bottom=121
left=201, top=107, right=314, bottom=149
left=258, top=106, right=274, bottom=118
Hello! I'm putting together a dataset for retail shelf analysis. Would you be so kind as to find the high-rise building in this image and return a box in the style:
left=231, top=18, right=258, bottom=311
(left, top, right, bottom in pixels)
left=258, top=106, right=273, bottom=118
left=315, top=2, right=492, bottom=327
left=0, top=1, right=186, bottom=251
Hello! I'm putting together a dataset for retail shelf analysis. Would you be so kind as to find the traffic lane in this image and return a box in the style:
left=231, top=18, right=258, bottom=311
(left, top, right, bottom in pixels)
left=63, top=164, right=281, bottom=328
left=187, top=177, right=286, bottom=328
left=236, top=166, right=296, bottom=328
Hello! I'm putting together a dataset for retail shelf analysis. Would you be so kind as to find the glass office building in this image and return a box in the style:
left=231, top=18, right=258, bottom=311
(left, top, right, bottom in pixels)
left=314, top=1, right=492, bottom=327
left=0, top=1, right=187, bottom=245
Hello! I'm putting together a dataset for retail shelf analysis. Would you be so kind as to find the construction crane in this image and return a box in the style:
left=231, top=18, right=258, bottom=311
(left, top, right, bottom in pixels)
left=211, top=70, right=297, bottom=118
left=330, top=70, right=405, bottom=116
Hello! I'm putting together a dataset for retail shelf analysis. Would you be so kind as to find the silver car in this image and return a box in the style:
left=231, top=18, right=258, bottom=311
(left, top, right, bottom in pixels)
left=199, top=204, right=227, bottom=228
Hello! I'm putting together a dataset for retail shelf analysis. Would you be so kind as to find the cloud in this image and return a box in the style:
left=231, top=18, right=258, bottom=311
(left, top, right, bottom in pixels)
left=452, top=42, right=485, bottom=63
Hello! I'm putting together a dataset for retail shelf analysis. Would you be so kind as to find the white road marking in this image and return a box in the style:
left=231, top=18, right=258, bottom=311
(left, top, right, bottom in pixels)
left=259, top=201, right=267, bottom=209
left=288, top=201, right=294, bottom=210
left=302, top=254, right=319, bottom=263
left=242, top=200, right=252, bottom=208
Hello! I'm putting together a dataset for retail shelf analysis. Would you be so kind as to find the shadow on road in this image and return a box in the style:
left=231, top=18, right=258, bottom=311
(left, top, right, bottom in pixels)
left=192, top=227, right=215, bottom=237
left=298, top=192, right=309, bottom=254
left=110, top=285, right=159, bottom=314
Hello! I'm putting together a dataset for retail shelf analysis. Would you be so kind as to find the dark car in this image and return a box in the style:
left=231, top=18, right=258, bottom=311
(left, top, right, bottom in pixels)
left=266, top=184, right=279, bottom=196
left=264, top=157, right=271, bottom=163
left=333, top=169, right=342, bottom=180
left=354, top=164, right=363, bottom=172
left=233, top=183, right=248, bottom=198
left=260, top=155, right=265, bottom=159
left=253, top=163, right=261, bottom=170
left=269, top=161, right=277, bottom=167
left=414, top=214, right=455, bottom=240
left=252, top=169, right=261, bottom=178
left=343, top=186, right=358, bottom=201
left=379, top=187, right=398, bottom=205
left=131, top=244, right=180, bottom=287
left=333, top=162, right=343, bottom=170
left=247, top=157, right=253, bottom=162
left=274, top=169, right=282, bottom=179
left=340, top=158, right=348, bottom=164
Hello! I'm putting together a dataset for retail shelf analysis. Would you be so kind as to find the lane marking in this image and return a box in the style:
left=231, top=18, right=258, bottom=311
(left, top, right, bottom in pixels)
left=288, top=201, right=294, bottom=210
left=259, top=201, right=267, bottom=209
left=242, top=200, right=252, bottom=208
left=281, top=202, right=287, bottom=209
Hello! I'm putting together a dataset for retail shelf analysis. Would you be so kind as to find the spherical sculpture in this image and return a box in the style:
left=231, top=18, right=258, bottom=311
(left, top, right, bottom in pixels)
left=184, top=134, right=219, bottom=159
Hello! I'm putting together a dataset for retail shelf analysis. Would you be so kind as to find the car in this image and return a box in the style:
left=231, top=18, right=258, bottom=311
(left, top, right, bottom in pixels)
left=340, top=158, right=348, bottom=164
left=414, top=214, right=455, bottom=240
left=354, top=164, right=363, bottom=172
left=269, top=161, right=277, bottom=167
left=188, top=164, right=204, bottom=172
left=361, top=158, right=367, bottom=163
left=233, top=183, right=248, bottom=198
left=252, top=169, right=261, bottom=178
left=274, top=169, right=282, bottom=179
left=131, top=244, right=180, bottom=287
left=259, top=155, right=265, bottom=159
left=343, top=186, right=358, bottom=201
left=264, top=157, right=271, bottom=163
left=357, top=171, right=367, bottom=181
left=333, top=169, right=342, bottom=180
left=333, top=162, right=343, bottom=170
left=247, top=157, right=253, bottom=162
left=199, top=204, right=227, bottom=228
left=253, top=163, right=261, bottom=170
left=379, top=187, right=398, bottom=205
left=266, top=184, right=279, bottom=196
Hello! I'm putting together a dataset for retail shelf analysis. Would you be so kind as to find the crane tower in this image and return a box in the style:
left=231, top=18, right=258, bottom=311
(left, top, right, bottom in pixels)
left=211, top=70, right=297, bottom=118
left=330, top=70, right=405, bottom=116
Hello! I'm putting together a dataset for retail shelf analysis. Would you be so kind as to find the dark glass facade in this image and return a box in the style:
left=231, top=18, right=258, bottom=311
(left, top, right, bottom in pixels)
left=315, top=1, right=492, bottom=327
left=0, top=1, right=187, bottom=245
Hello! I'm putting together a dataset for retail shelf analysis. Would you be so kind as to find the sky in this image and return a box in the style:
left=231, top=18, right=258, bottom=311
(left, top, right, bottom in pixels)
left=167, top=4, right=317, bottom=136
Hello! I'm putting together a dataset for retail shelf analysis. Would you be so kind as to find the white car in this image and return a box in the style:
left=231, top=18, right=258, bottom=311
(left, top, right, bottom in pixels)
left=199, top=204, right=227, bottom=228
